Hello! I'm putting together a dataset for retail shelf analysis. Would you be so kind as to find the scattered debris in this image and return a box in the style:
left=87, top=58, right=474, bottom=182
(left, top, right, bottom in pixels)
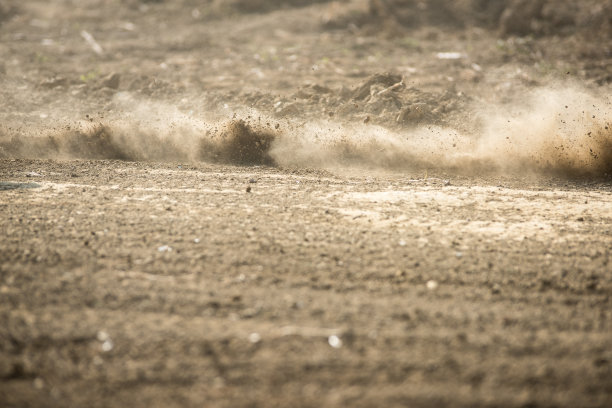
left=376, top=79, right=405, bottom=96
left=81, top=30, right=104, bottom=56
left=436, top=52, right=464, bottom=60
left=351, top=72, right=402, bottom=101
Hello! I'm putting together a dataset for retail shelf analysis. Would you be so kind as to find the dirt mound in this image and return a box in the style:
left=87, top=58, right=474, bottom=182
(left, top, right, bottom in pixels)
left=199, top=119, right=277, bottom=166
left=269, top=73, right=471, bottom=131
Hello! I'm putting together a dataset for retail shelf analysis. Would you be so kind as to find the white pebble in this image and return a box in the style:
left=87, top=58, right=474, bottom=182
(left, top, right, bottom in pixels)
left=426, top=280, right=438, bottom=290
left=101, top=339, right=114, bottom=352
left=96, top=330, right=109, bottom=342
left=328, top=335, right=342, bottom=348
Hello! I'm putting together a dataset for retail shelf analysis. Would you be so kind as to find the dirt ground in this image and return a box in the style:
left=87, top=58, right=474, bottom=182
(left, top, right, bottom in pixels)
left=1, top=1, right=611, bottom=407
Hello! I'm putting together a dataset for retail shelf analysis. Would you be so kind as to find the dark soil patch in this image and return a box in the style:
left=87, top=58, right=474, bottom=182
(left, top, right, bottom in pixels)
left=199, top=119, right=277, bottom=166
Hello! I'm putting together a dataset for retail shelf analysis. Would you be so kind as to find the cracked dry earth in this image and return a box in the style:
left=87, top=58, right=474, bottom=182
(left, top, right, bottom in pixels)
left=1, top=159, right=611, bottom=407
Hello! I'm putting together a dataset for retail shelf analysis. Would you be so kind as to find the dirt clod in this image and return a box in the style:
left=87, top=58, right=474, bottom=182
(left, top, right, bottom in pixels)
left=200, top=120, right=277, bottom=166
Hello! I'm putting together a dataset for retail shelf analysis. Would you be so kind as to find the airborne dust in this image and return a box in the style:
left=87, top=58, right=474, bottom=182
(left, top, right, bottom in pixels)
left=0, top=0, right=610, bottom=178
left=2, top=2, right=612, bottom=408
left=1, top=84, right=610, bottom=178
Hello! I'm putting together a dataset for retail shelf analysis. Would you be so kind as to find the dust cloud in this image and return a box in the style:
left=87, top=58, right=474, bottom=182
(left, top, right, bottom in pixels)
left=271, top=85, right=612, bottom=178
left=1, top=85, right=610, bottom=179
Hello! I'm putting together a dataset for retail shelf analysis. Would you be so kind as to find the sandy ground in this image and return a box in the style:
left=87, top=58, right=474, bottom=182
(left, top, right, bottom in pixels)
left=1, top=1, right=611, bottom=407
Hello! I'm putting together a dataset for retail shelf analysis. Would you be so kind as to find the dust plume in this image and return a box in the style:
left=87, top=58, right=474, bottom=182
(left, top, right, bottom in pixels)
left=0, top=93, right=282, bottom=166
left=474, top=87, right=612, bottom=177
left=0, top=93, right=204, bottom=162
left=1, top=86, right=610, bottom=179
left=269, top=85, right=611, bottom=178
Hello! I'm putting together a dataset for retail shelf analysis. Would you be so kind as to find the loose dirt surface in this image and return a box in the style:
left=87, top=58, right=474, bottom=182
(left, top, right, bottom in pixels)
left=1, top=1, right=611, bottom=407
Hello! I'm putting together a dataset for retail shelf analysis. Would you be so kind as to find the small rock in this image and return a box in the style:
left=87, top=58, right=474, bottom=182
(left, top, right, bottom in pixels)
left=101, top=339, right=114, bottom=352
left=491, top=284, right=501, bottom=295
left=157, top=245, right=172, bottom=252
left=328, top=335, right=342, bottom=348
left=246, top=186, right=252, bottom=193
left=248, top=333, right=261, bottom=343
left=101, top=73, right=120, bottom=90
left=426, top=280, right=438, bottom=290
left=96, top=330, right=110, bottom=342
